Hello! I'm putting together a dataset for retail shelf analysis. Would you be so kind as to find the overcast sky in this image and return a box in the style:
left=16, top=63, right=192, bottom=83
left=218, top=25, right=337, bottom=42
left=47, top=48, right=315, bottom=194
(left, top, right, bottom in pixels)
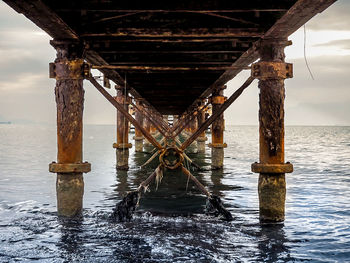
left=0, top=1, right=349, bottom=125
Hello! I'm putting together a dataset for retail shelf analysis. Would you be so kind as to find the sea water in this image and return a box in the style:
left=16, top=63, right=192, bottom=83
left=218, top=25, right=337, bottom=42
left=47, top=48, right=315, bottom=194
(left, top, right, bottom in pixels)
left=0, top=124, right=349, bottom=262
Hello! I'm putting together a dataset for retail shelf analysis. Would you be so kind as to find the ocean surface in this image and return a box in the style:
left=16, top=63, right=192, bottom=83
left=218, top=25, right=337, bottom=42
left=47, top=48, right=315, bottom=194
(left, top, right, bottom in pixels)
left=0, top=124, right=349, bottom=262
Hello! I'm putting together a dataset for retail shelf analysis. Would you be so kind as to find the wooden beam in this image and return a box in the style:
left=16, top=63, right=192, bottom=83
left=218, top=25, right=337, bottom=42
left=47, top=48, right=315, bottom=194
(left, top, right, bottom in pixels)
left=109, top=62, right=234, bottom=65
left=3, top=0, right=77, bottom=39
left=183, top=0, right=337, bottom=113
left=81, top=28, right=264, bottom=38
left=58, top=9, right=289, bottom=13
left=83, top=38, right=255, bottom=43
left=98, top=51, right=243, bottom=54
left=91, top=65, right=250, bottom=71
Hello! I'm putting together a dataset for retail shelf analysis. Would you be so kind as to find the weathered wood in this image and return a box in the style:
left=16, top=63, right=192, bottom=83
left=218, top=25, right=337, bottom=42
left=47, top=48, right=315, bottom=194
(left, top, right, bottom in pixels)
left=85, top=38, right=254, bottom=43
left=3, top=0, right=78, bottom=39
left=182, top=0, right=337, bottom=117
left=98, top=51, right=244, bottom=54
left=81, top=28, right=264, bottom=38
left=59, top=9, right=289, bottom=13
left=92, top=65, right=249, bottom=71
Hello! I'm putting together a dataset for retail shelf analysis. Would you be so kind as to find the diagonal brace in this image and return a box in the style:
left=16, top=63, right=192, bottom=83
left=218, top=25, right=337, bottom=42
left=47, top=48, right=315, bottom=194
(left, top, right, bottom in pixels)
left=180, top=76, right=255, bottom=151
left=88, top=76, right=163, bottom=150
left=132, top=101, right=169, bottom=137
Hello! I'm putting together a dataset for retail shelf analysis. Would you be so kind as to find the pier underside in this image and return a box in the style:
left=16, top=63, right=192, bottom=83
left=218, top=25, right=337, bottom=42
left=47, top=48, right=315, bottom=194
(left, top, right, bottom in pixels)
left=4, top=0, right=336, bottom=220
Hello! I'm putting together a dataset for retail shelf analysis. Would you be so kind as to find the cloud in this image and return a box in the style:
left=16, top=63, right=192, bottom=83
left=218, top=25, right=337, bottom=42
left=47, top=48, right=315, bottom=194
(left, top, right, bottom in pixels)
left=307, top=0, right=350, bottom=31
left=314, top=39, right=350, bottom=49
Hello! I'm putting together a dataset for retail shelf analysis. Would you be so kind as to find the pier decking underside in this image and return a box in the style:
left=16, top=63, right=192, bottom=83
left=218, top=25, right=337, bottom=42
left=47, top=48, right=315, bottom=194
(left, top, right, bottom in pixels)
left=3, top=0, right=335, bottom=115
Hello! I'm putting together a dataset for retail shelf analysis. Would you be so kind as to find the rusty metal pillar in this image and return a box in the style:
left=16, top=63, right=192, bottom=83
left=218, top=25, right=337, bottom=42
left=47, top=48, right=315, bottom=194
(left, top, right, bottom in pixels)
left=48, top=40, right=91, bottom=217
left=143, top=111, right=153, bottom=152
left=251, top=39, right=293, bottom=222
left=187, top=116, right=198, bottom=153
left=133, top=100, right=144, bottom=152
left=196, top=101, right=208, bottom=153
left=113, top=86, right=132, bottom=170
left=209, top=86, right=227, bottom=169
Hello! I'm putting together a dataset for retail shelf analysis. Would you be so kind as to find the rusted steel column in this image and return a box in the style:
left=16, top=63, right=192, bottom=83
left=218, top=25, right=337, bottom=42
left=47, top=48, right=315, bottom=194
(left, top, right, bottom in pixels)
left=251, top=39, right=294, bottom=222
left=196, top=101, right=208, bottom=153
left=187, top=116, right=198, bottom=153
left=133, top=100, right=144, bottom=152
left=113, top=86, right=132, bottom=170
left=209, top=87, right=227, bottom=169
left=143, top=111, right=153, bottom=152
left=48, top=40, right=91, bottom=217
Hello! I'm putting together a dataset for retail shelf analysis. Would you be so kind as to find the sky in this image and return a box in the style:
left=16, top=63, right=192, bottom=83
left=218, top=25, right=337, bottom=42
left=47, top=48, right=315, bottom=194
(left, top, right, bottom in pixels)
left=0, top=1, right=349, bottom=125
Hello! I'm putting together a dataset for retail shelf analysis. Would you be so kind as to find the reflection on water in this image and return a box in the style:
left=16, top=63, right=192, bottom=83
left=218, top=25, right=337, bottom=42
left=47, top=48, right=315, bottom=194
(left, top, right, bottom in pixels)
left=0, top=125, right=350, bottom=262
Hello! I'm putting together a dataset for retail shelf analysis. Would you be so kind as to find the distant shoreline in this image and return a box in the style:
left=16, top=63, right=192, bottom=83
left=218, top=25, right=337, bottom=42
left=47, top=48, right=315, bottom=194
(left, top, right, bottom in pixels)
left=0, top=121, right=11, bottom=124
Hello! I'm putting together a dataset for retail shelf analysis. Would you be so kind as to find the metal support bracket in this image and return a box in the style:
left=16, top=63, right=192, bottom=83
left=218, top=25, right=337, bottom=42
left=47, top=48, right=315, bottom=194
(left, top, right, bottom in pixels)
left=49, top=60, right=91, bottom=80
left=210, top=95, right=226, bottom=105
left=49, top=162, right=91, bottom=173
left=113, top=143, right=133, bottom=149
left=251, top=162, right=293, bottom=174
left=208, top=143, right=227, bottom=149
left=115, top=95, right=132, bottom=105
left=251, top=61, right=293, bottom=80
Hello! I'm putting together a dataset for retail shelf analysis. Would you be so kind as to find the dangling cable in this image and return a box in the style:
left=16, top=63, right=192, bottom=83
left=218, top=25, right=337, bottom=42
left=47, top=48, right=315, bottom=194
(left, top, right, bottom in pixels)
left=304, top=24, right=315, bottom=80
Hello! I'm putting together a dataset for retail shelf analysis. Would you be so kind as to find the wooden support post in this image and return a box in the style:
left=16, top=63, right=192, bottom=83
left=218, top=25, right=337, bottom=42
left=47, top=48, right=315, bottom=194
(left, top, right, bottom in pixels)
left=133, top=100, right=144, bottom=152
left=113, top=86, right=132, bottom=170
left=49, top=40, right=90, bottom=217
left=251, top=39, right=294, bottom=222
left=209, top=86, right=227, bottom=169
left=196, top=101, right=208, bottom=153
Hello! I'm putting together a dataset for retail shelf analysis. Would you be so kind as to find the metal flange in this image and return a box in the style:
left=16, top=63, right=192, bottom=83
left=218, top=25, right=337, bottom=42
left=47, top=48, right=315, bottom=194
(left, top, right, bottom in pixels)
left=115, top=96, right=132, bottom=105
left=251, top=61, right=293, bottom=80
left=49, top=162, right=91, bottom=173
left=113, top=143, right=133, bottom=149
left=159, top=147, right=184, bottom=170
left=210, top=95, right=226, bottom=105
left=208, top=143, right=227, bottom=149
left=49, top=59, right=87, bottom=80
left=251, top=162, right=293, bottom=174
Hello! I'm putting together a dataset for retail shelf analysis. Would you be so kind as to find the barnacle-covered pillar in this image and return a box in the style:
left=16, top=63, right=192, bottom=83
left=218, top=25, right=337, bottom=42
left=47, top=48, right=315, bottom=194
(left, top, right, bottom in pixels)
left=113, top=86, right=132, bottom=170
left=133, top=100, right=144, bottom=152
left=209, top=86, right=227, bottom=169
left=196, top=101, right=207, bottom=153
left=48, top=40, right=91, bottom=217
left=251, top=39, right=293, bottom=222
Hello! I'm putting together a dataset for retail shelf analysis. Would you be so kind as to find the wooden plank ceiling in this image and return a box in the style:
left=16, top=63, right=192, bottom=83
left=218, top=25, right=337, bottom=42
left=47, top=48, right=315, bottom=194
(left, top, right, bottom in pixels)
left=4, top=0, right=336, bottom=114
